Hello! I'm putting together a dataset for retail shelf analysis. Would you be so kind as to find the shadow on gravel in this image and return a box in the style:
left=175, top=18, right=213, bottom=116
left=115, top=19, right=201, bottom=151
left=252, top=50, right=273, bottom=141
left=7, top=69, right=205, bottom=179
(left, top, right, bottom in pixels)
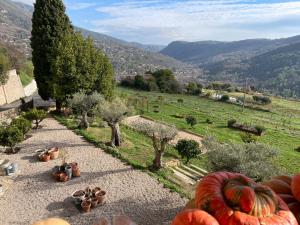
left=58, top=197, right=183, bottom=225
left=14, top=168, right=133, bottom=191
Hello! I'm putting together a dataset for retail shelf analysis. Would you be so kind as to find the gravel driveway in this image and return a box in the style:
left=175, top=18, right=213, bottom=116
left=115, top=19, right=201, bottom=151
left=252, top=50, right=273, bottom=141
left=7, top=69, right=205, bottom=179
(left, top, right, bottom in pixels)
left=0, top=118, right=186, bottom=225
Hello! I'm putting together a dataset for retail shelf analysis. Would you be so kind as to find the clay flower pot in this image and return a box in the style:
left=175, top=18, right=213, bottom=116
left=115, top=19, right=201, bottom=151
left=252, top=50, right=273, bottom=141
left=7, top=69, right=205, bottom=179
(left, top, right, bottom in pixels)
left=91, top=198, right=98, bottom=208
left=53, top=171, right=64, bottom=181
left=48, top=147, right=59, bottom=160
left=59, top=173, right=69, bottom=182
left=40, top=153, right=51, bottom=162
left=70, top=162, right=80, bottom=177
left=95, top=190, right=106, bottom=204
left=92, top=187, right=101, bottom=196
left=72, top=190, right=86, bottom=205
left=81, top=199, right=91, bottom=213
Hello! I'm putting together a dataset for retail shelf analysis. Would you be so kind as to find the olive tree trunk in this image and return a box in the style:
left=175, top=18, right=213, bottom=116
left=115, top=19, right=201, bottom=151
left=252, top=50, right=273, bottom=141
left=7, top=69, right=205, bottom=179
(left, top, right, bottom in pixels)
left=110, top=123, right=121, bottom=147
left=80, top=112, right=89, bottom=129
left=152, top=140, right=166, bottom=170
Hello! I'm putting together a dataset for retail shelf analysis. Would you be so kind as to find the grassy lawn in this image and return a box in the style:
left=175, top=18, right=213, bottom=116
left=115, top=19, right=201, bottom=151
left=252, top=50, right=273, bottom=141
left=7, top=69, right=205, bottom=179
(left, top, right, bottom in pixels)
left=117, top=87, right=300, bottom=174
left=19, top=71, right=33, bottom=87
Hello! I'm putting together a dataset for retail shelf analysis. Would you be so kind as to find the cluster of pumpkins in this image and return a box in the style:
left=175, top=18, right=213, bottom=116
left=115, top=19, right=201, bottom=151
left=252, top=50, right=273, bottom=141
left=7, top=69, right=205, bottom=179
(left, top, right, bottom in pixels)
left=172, top=172, right=300, bottom=225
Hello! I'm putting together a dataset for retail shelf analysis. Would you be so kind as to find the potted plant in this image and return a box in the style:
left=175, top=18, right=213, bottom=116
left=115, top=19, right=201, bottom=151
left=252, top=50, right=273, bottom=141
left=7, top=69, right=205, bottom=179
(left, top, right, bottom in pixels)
left=95, top=190, right=106, bottom=204
left=48, top=147, right=59, bottom=159
left=40, top=153, right=51, bottom=162
left=91, top=198, right=98, bottom=208
left=81, top=199, right=92, bottom=213
left=70, top=162, right=80, bottom=177
left=65, top=165, right=72, bottom=178
left=72, top=190, right=86, bottom=205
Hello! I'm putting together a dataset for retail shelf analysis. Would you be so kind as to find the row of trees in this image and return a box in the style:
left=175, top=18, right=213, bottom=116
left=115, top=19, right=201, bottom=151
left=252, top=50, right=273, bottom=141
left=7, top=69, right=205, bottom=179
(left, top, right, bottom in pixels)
left=120, top=70, right=203, bottom=96
left=31, top=0, right=115, bottom=110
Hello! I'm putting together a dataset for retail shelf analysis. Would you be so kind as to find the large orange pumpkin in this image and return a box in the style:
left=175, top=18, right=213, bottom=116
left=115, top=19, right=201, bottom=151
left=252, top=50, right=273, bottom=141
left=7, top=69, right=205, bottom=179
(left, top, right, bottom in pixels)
left=195, top=172, right=298, bottom=225
left=171, top=209, right=220, bottom=225
left=289, top=202, right=300, bottom=224
left=31, top=218, right=71, bottom=225
left=292, top=174, right=300, bottom=202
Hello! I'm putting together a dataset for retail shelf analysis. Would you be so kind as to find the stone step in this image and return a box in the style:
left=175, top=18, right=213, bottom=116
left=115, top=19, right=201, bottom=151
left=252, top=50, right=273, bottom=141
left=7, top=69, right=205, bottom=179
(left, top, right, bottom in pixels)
left=174, top=167, right=198, bottom=181
left=171, top=169, right=196, bottom=185
left=180, top=165, right=204, bottom=178
left=190, top=164, right=209, bottom=175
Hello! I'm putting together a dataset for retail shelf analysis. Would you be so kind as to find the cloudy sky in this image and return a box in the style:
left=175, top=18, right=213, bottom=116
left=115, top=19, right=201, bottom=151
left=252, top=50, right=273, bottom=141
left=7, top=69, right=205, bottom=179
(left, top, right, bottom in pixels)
left=14, top=0, right=300, bottom=45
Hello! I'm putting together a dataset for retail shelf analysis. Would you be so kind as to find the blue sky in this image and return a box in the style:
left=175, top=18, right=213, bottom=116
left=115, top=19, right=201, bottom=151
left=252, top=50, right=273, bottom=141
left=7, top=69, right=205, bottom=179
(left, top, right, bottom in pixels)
left=15, top=0, right=300, bottom=45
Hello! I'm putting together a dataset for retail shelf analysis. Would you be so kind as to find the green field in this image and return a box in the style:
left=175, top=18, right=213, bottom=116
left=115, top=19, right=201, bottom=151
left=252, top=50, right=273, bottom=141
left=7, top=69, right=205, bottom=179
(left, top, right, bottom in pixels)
left=117, top=87, right=300, bottom=174
left=19, top=71, right=33, bottom=87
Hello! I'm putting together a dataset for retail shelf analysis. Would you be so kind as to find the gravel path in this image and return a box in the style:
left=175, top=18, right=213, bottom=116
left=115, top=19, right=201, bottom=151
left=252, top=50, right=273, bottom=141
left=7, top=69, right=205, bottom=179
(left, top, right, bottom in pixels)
left=123, top=116, right=203, bottom=146
left=0, top=118, right=186, bottom=225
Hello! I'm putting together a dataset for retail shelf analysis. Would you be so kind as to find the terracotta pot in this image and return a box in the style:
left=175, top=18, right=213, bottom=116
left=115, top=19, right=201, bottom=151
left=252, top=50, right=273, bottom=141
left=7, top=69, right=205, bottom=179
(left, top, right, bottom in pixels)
left=59, top=173, right=69, bottom=182
left=48, top=147, right=59, bottom=160
left=72, top=190, right=86, bottom=204
left=72, top=168, right=81, bottom=177
left=40, top=154, right=51, bottom=162
left=91, top=198, right=98, bottom=208
left=92, top=187, right=101, bottom=195
left=81, top=200, right=91, bottom=213
left=95, top=190, right=106, bottom=204
left=53, top=171, right=64, bottom=181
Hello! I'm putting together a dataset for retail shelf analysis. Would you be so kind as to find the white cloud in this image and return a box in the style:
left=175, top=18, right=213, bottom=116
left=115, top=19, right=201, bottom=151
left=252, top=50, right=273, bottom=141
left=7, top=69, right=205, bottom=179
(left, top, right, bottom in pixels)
left=12, top=0, right=35, bottom=5
left=65, top=2, right=96, bottom=10
left=90, top=0, right=300, bottom=44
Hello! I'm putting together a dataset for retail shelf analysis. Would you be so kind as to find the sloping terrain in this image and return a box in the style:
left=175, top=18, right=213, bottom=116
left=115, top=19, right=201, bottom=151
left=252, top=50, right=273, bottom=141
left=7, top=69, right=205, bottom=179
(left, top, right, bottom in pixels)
left=0, top=0, right=204, bottom=81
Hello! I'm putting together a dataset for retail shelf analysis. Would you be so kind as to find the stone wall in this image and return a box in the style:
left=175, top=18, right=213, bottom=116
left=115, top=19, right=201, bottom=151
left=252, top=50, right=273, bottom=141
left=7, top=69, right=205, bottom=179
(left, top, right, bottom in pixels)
left=0, top=108, right=19, bottom=124
left=0, top=70, right=25, bottom=105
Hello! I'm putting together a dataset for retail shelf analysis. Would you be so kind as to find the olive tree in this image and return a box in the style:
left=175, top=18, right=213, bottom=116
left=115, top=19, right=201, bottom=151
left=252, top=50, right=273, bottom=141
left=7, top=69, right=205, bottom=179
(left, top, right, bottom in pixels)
left=135, top=122, right=178, bottom=170
left=94, top=98, right=132, bottom=147
left=203, top=137, right=281, bottom=181
left=68, top=91, right=103, bottom=129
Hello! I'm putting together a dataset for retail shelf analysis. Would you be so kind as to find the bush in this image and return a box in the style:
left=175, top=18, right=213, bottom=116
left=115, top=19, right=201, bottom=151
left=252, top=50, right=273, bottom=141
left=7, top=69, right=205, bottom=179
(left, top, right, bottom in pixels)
left=176, top=139, right=201, bottom=163
left=220, top=95, right=230, bottom=102
left=253, top=95, right=272, bottom=105
left=11, top=117, right=31, bottom=134
left=240, top=132, right=258, bottom=143
left=0, top=126, right=24, bottom=153
left=204, top=137, right=281, bottom=181
left=186, top=116, right=197, bottom=128
left=227, top=119, right=237, bottom=127
left=295, top=146, right=300, bottom=152
left=23, top=108, right=47, bottom=128
left=206, top=118, right=213, bottom=124
left=255, top=125, right=266, bottom=135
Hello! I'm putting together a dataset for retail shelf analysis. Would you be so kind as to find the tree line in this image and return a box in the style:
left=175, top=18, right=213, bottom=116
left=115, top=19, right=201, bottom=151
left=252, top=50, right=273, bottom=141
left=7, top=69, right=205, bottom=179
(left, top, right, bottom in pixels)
left=31, top=0, right=115, bottom=111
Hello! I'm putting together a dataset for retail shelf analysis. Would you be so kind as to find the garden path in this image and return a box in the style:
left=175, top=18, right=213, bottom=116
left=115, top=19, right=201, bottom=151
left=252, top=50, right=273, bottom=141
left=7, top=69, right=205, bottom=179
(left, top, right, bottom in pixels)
left=0, top=118, right=186, bottom=225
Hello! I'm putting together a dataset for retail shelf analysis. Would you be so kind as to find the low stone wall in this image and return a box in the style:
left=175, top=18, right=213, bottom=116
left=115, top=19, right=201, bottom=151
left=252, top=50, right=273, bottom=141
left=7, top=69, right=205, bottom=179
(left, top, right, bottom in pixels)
left=0, top=108, right=19, bottom=124
left=0, top=70, right=25, bottom=105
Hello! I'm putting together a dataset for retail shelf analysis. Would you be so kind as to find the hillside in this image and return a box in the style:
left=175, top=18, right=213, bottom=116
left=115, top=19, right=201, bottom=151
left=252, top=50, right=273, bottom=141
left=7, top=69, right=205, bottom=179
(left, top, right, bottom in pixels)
left=160, top=37, right=300, bottom=66
left=0, top=0, right=204, bottom=81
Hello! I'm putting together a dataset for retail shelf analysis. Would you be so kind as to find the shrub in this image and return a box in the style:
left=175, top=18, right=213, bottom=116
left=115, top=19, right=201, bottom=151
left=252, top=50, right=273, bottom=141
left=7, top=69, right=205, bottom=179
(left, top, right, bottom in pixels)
left=186, top=116, right=197, bottom=128
left=253, top=95, right=272, bottom=105
left=227, top=119, right=237, bottom=127
left=220, top=95, right=230, bottom=102
left=255, top=125, right=266, bottom=135
left=23, top=108, right=47, bottom=128
left=0, top=126, right=24, bottom=153
left=295, top=146, right=300, bottom=152
left=240, top=132, right=258, bottom=143
left=176, top=139, right=201, bottom=163
left=11, top=117, right=32, bottom=135
left=206, top=118, right=213, bottom=124
left=204, top=137, right=281, bottom=181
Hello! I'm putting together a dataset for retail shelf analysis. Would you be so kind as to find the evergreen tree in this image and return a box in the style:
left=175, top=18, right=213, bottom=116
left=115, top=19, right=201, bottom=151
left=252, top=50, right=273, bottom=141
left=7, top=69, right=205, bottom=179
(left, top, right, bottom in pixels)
left=31, top=0, right=72, bottom=108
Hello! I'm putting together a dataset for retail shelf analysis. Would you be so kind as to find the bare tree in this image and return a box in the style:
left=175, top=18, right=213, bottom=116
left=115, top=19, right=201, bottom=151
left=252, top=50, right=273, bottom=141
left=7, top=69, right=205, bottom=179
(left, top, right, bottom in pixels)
left=135, top=122, right=178, bottom=170
left=68, top=91, right=103, bottom=129
left=95, top=98, right=133, bottom=147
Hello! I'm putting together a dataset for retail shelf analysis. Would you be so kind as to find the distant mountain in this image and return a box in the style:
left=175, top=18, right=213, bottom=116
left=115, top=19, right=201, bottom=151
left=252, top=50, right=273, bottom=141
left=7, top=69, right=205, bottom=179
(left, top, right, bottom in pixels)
left=0, top=0, right=203, bottom=82
left=160, top=37, right=300, bottom=66
left=128, top=42, right=165, bottom=52
left=0, top=0, right=31, bottom=56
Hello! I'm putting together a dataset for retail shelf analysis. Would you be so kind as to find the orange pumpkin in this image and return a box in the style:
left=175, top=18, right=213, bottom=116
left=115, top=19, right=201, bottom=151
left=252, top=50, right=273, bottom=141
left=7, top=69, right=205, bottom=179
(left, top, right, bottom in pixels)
left=262, top=179, right=292, bottom=195
left=289, top=202, right=300, bottom=224
left=31, top=218, right=71, bottom=225
left=171, top=209, right=220, bottom=225
left=292, top=174, right=300, bottom=202
left=195, top=172, right=298, bottom=225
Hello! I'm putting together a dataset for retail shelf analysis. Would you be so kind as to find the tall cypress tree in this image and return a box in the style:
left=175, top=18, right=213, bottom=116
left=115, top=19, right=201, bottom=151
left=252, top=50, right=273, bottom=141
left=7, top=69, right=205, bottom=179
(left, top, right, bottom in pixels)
left=31, top=0, right=72, bottom=109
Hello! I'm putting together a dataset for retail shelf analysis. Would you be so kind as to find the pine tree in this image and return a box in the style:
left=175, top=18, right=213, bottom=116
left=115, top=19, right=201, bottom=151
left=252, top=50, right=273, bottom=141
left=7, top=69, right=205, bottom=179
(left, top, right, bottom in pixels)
left=31, top=0, right=72, bottom=109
